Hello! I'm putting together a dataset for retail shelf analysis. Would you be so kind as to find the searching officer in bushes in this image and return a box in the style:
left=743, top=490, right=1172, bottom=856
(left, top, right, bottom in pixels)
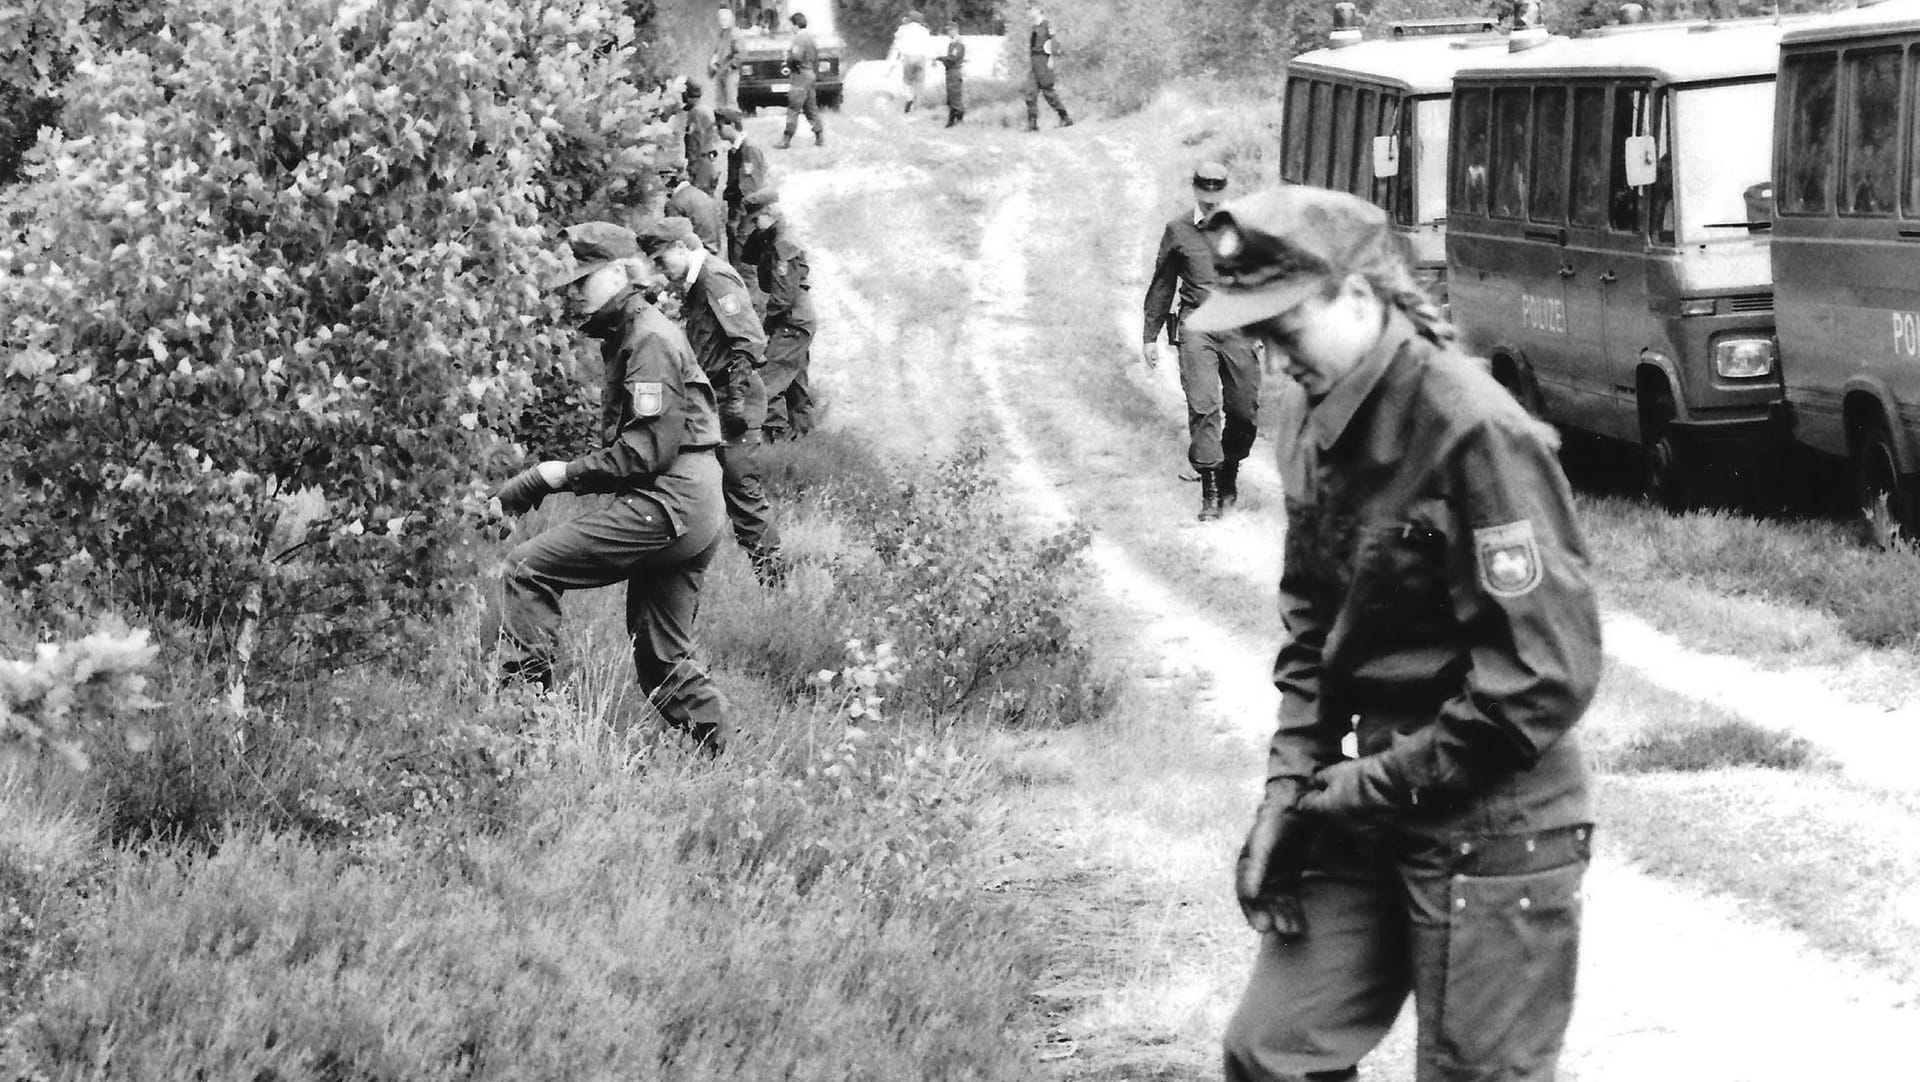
left=637, top=216, right=789, bottom=586
left=1142, top=161, right=1260, bottom=522
left=1195, top=187, right=1602, bottom=1082
left=739, top=188, right=816, bottom=441
left=493, top=222, right=730, bottom=752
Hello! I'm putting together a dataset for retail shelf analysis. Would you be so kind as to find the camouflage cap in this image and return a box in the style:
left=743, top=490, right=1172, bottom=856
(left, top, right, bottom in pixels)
left=742, top=188, right=780, bottom=214
left=546, top=221, right=639, bottom=290
left=634, top=216, right=699, bottom=254
left=1187, top=186, right=1402, bottom=334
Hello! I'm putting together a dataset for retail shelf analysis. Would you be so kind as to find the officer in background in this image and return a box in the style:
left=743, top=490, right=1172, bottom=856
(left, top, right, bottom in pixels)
left=660, top=155, right=725, bottom=257
left=717, top=107, right=769, bottom=279
left=936, top=21, right=966, bottom=128
left=681, top=82, right=722, bottom=196
left=887, top=9, right=934, bottom=115
left=1142, top=161, right=1261, bottom=521
left=637, top=217, right=788, bottom=586
left=494, top=222, right=730, bottom=752
left=1022, top=3, right=1072, bottom=132
left=1192, top=188, right=1602, bottom=1082
left=741, top=188, right=816, bottom=441
left=778, top=11, right=826, bottom=149
left=709, top=4, right=740, bottom=110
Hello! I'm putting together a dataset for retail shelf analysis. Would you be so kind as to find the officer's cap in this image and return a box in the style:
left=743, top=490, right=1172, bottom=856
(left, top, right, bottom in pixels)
left=546, top=222, right=640, bottom=291
left=905, top=9, right=924, bottom=22
left=742, top=189, right=780, bottom=214
left=1192, top=161, right=1229, bottom=192
left=683, top=82, right=704, bottom=101
left=715, top=106, right=744, bottom=128
left=1186, top=186, right=1400, bottom=334
left=634, top=216, right=699, bottom=254
left=789, top=11, right=807, bottom=26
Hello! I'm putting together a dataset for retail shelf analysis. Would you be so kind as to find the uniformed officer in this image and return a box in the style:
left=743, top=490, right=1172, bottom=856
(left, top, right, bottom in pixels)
left=659, top=155, right=725, bottom=257
left=708, top=4, right=740, bottom=110
left=740, top=188, right=816, bottom=441
left=887, top=9, right=933, bottom=114
left=935, top=21, right=966, bottom=127
left=1143, top=161, right=1262, bottom=521
left=1190, top=188, right=1602, bottom=1082
left=494, top=222, right=731, bottom=752
left=1022, top=3, right=1072, bottom=132
left=777, top=11, right=826, bottom=149
left=717, top=107, right=770, bottom=280
left=637, top=217, right=788, bottom=586
left=681, top=82, right=722, bottom=196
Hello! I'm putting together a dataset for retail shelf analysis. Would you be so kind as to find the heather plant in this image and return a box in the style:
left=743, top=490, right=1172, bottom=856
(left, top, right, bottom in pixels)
left=0, top=0, right=673, bottom=692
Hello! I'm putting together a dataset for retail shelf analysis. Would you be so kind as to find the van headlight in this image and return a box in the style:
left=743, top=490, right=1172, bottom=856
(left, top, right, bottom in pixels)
left=1713, top=336, right=1775, bottom=379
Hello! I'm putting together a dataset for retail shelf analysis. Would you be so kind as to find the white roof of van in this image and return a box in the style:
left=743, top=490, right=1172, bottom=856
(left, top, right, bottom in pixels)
left=1782, top=0, right=1920, bottom=46
left=1289, top=34, right=1515, bottom=94
left=1455, top=19, right=1805, bottom=84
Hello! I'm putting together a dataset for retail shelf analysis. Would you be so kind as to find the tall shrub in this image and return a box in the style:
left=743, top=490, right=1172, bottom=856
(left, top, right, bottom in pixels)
left=0, top=0, right=673, bottom=679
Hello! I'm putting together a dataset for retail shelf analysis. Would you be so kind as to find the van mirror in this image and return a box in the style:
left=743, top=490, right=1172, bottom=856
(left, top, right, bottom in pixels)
left=1372, top=135, right=1400, bottom=179
left=1623, top=135, right=1658, bottom=187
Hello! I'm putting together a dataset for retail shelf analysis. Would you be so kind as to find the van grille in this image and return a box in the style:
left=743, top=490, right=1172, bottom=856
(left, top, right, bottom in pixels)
left=1723, top=293, right=1772, bottom=314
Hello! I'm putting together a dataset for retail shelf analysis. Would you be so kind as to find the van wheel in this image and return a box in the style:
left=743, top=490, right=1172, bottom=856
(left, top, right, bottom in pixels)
left=1640, top=389, right=1690, bottom=511
left=1854, top=414, right=1913, bottom=548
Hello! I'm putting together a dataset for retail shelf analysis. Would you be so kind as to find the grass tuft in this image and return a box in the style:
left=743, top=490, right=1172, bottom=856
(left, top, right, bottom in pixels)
left=1608, top=720, right=1824, bottom=774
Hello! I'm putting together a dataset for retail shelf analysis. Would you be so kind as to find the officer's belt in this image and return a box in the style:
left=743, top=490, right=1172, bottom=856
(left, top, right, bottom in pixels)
left=1399, top=822, right=1592, bottom=878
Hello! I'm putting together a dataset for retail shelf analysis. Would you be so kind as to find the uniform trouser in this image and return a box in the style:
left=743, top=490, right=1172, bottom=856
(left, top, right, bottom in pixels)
left=500, top=474, right=727, bottom=735
left=1222, top=823, right=1591, bottom=1082
left=901, top=60, right=926, bottom=109
left=761, top=323, right=815, bottom=437
left=715, top=69, right=738, bottom=110
left=718, top=439, right=783, bottom=573
left=946, top=77, right=964, bottom=123
left=1023, top=63, right=1069, bottom=125
left=784, top=82, right=822, bottom=139
left=1179, top=328, right=1261, bottom=469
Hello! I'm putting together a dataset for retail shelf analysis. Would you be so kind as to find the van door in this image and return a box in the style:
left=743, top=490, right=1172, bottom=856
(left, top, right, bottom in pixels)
left=1562, top=83, right=1621, bottom=433
left=1602, top=83, right=1656, bottom=442
left=1492, top=85, right=1576, bottom=412
left=1529, top=85, right=1611, bottom=430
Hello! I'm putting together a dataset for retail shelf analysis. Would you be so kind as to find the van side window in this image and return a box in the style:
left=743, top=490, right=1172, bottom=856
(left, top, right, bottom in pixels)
left=1649, top=91, right=1674, bottom=243
left=1843, top=49, right=1902, bottom=216
left=1530, top=86, right=1570, bottom=223
left=1782, top=53, right=1838, bottom=215
left=1332, top=84, right=1357, bottom=196
left=1608, top=86, right=1646, bottom=232
left=1310, top=80, right=1333, bottom=187
left=1392, top=97, right=1415, bottom=224
left=1356, top=87, right=1379, bottom=197
left=1491, top=87, right=1531, bottom=218
left=1283, top=79, right=1311, bottom=185
left=1454, top=87, right=1491, bottom=215
left=1569, top=85, right=1609, bottom=227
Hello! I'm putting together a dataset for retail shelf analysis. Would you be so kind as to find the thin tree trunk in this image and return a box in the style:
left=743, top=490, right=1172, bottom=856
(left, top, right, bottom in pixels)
left=226, top=581, right=262, bottom=714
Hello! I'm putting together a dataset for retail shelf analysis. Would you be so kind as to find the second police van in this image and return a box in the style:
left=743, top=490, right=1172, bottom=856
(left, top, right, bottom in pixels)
left=1445, top=14, right=1793, bottom=506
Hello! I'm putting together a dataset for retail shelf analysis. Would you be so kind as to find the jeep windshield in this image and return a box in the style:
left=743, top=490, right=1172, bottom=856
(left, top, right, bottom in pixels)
left=1670, top=79, right=1775, bottom=244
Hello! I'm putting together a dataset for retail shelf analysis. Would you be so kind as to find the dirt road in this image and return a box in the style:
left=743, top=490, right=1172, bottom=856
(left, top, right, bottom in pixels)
left=754, top=101, right=1919, bottom=1079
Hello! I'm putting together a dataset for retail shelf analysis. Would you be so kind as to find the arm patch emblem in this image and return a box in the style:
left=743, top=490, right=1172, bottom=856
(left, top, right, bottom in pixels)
left=627, top=381, right=665, bottom=418
left=1474, top=520, right=1542, bottom=598
left=774, top=259, right=787, bottom=278
left=719, top=293, right=743, bottom=316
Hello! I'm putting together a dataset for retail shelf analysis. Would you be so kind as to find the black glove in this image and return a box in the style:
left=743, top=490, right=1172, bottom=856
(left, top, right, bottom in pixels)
left=1294, top=754, right=1411, bottom=818
left=493, top=466, right=552, bottom=517
left=1234, top=782, right=1318, bottom=940
left=720, top=413, right=749, bottom=442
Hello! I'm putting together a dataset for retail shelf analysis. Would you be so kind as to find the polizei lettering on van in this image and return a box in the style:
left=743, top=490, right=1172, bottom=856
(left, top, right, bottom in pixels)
left=1521, top=292, right=1568, bottom=335
left=1891, top=311, right=1920, bottom=357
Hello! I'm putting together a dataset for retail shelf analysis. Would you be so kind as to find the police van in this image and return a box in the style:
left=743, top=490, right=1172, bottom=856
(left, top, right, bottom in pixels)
left=1446, top=16, right=1794, bottom=506
left=1281, top=6, right=1504, bottom=302
left=1771, top=0, right=1920, bottom=536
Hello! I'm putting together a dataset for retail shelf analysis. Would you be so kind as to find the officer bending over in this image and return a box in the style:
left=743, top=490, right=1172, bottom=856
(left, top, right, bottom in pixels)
left=740, top=188, right=816, bottom=441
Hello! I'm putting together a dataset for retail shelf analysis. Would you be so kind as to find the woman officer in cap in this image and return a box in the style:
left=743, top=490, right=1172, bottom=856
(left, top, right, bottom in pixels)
left=1192, top=187, right=1603, bottom=1082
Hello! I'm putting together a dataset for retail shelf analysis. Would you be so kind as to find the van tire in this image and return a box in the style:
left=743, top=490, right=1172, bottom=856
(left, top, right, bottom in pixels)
left=1853, top=413, right=1913, bottom=548
left=1640, top=388, right=1690, bottom=511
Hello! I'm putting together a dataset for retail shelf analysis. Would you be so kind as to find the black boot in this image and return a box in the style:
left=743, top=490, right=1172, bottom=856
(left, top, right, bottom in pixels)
left=1218, top=460, right=1240, bottom=511
left=1198, top=468, right=1222, bottom=522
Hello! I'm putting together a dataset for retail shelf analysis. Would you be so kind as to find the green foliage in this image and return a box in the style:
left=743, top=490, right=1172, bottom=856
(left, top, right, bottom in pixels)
left=1609, top=720, right=1823, bottom=773
left=0, top=618, right=156, bottom=771
left=0, top=0, right=674, bottom=672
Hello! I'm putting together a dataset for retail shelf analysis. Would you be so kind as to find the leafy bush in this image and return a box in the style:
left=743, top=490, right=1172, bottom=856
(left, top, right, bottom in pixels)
left=0, top=619, right=156, bottom=771
left=0, top=0, right=672, bottom=679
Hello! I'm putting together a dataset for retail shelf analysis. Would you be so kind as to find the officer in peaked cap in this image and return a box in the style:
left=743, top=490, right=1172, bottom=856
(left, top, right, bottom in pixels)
left=739, top=188, right=816, bottom=441
left=1201, top=187, right=1602, bottom=1082
left=493, top=221, right=731, bottom=752
left=1142, top=159, right=1261, bottom=522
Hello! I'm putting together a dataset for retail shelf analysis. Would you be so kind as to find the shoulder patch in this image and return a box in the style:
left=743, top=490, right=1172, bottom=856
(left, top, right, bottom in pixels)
left=1474, top=520, right=1543, bottom=598
left=719, top=293, right=743, bottom=316
left=774, top=259, right=788, bottom=278
left=626, top=380, right=665, bottom=418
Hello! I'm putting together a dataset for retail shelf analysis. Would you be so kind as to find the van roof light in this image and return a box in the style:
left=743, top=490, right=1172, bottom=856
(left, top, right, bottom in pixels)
left=1330, top=1, right=1363, bottom=46
left=1507, top=0, right=1550, bottom=50
left=1390, top=17, right=1500, bottom=37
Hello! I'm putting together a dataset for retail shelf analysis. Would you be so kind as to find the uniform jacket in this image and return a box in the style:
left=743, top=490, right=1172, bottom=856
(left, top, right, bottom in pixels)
left=786, top=30, right=819, bottom=85
left=563, top=288, right=721, bottom=531
left=682, top=252, right=769, bottom=438
left=1269, top=313, right=1601, bottom=836
left=666, top=183, right=724, bottom=255
left=1028, top=20, right=1058, bottom=83
left=682, top=105, right=720, bottom=190
left=752, top=228, right=815, bottom=330
left=724, top=138, right=769, bottom=218
left=710, top=26, right=738, bottom=75
left=938, top=37, right=966, bottom=87
left=890, top=20, right=933, bottom=66
left=1143, top=211, right=1217, bottom=343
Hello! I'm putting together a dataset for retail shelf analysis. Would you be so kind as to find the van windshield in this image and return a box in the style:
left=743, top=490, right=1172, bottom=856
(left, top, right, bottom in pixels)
left=1416, top=97, right=1450, bottom=223
left=1671, top=80, right=1775, bottom=243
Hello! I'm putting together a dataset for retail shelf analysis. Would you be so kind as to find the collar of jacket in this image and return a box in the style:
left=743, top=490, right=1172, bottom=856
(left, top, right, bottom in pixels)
left=1304, top=310, right=1419, bottom=450
left=582, top=285, right=648, bottom=340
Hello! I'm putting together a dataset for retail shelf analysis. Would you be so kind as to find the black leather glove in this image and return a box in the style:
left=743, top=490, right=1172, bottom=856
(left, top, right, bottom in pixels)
left=493, top=466, right=552, bottom=517
left=1234, top=782, right=1318, bottom=940
left=1294, top=754, right=1411, bottom=818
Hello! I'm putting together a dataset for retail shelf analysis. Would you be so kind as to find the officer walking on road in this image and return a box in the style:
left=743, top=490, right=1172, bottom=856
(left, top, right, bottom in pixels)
left=638, top=217, right=789, bottom=586
left=494, top=222, right=731, bottom=752
left=778, top=11, right=826, bottom=149
left=1022, top=3, right=1072, bottom=131
left=740, top=188, right=816, bottom=441
left=1192, top=187, right=1603, bottom=1082
left=1143, top=161, right=1261, bottom=521
left=709, top=4, right=741, bottom=110
left=936, top=21, right=966, bottom=127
